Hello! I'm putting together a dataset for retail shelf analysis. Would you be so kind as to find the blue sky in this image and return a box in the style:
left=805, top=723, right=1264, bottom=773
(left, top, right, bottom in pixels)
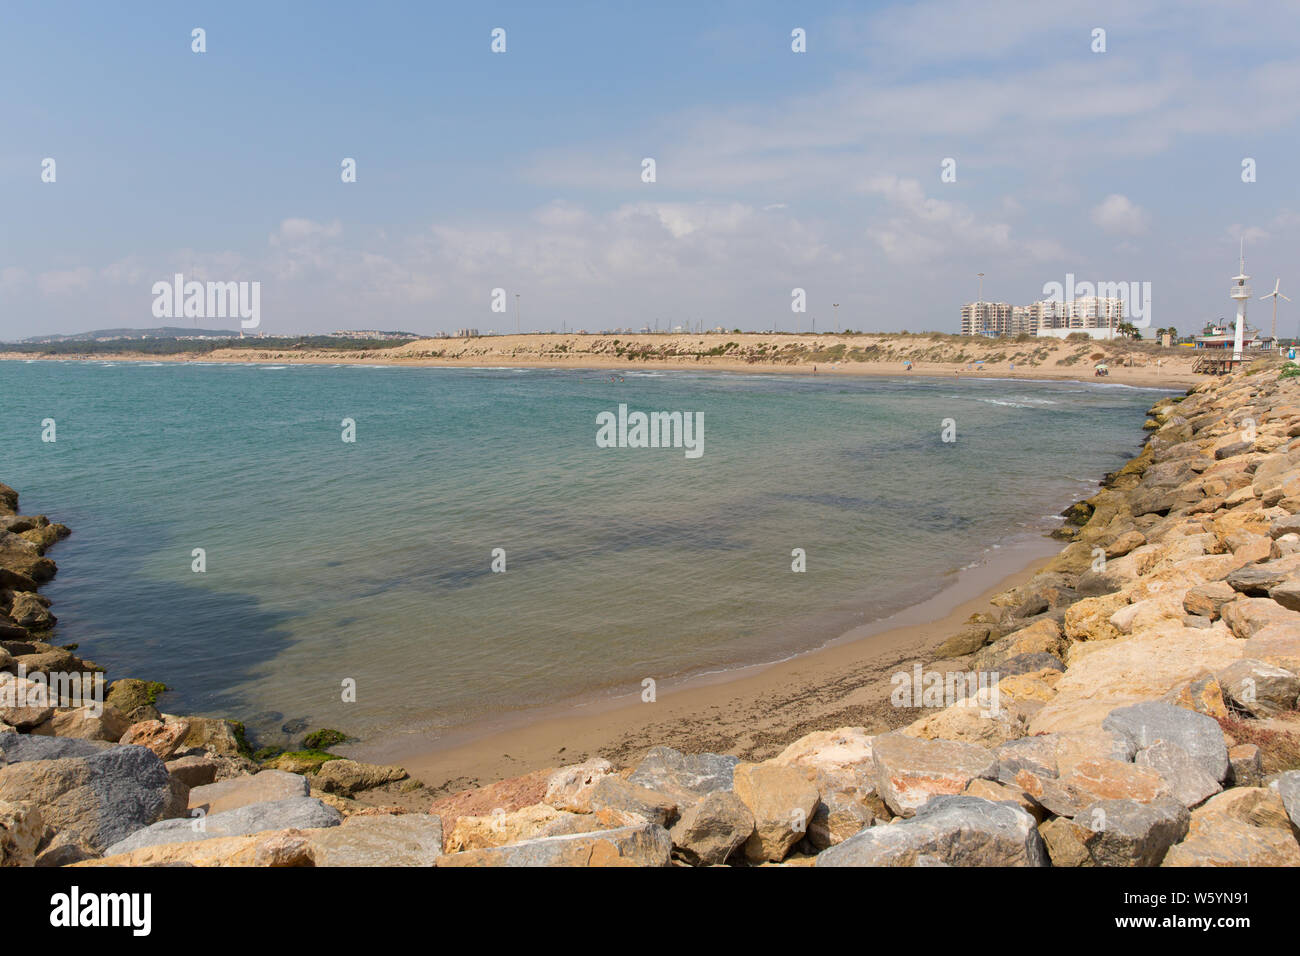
left=3, top=0, right=1299, bottom=339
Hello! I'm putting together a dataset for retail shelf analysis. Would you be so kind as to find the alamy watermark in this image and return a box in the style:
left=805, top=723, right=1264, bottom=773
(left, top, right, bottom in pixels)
left=0, top=665, right=105, bottom=716
left=151, top=273, right=260, bottom=328
left=595, top=404, right=703, bottom=459
left=890, top=664, right=1001, bottom=717
left=1041, top=273, right=1152, bottom=327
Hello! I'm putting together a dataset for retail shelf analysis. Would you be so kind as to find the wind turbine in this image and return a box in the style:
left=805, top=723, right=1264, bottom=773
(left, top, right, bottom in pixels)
left=1259, top=278, right=1290, bottom=349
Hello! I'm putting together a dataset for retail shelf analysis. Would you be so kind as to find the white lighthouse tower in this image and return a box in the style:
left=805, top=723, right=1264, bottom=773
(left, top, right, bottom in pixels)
left=1230, top=239, right=1252, bottom=363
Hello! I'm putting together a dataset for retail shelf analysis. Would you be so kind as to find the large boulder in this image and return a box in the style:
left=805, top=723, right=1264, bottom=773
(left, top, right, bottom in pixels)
left=0, top=731, right=108, bottom=762
left=1066, top=797, right=1190, bottom=866
left=586, top=775, right=677, bottom=827
left=543, top=758, right=614, bottom=811
left=1163, top=787, right=1300, bottom=866
left=445, top=804, right=637, bottom=852
left=103, top=796, right=340, bottom=855
left=37, top=705, right=130, bottom=742
left=668, top=791, right=755, bottom=866
left=119, top=718, right=190, bottom=759
left=103, top=680, right=164, bottom=724
left=188, top=770, right=309, bottom=815
left=1225, top=555, right=1300, bottom=594
left=1016, top=759, right=1170, bottom=818
left=0, top=674, right=53, bottom=729
left=1134, top=741, right=1221, bottom=808
left=1215, top=658, right=1300, bottom=717
left=1161, top=674, right=1229, bottom=719
left=0, top=530, right=56, bottom=582
left=769, top=727, right=876, bottom=796
left=178, top=717, right=246, bottom=757
left=1183, top=581, right=1237, bottom=619
left=437, top=823, right=673, bottom=867
left=1102, top=702, right=1230, bottom=783
left=870, top=733, right=997, bottom=817
left=312, top=759, right=407, bottom=795
left=307, top=813, right=443, bottom=866
left=815, top=795, right=1047, bottom=867
left=0, top=745, right=171, bottom=857
left=1030, top=628, right=1244, bottom=734
left=731, top=761, right=820, bottom=863
left=428, top=767, right=554, bottom=837
left=1221, top=597, right=1300, bottom=639
left=627, top=746, right=737, bottom=807
left=78, top=828, right=319, bottom=867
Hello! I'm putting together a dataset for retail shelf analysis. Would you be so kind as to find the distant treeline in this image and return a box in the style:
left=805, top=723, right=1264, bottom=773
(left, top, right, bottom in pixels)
left=1, top=336, right=401, bottom=355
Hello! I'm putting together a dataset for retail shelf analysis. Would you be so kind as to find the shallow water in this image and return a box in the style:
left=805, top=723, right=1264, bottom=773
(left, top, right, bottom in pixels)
left=0, top=360, right=1168, bottom=746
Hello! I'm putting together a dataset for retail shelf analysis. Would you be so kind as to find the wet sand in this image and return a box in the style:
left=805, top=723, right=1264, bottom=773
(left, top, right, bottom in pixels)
left=349, top=534, right=1063, bottom=798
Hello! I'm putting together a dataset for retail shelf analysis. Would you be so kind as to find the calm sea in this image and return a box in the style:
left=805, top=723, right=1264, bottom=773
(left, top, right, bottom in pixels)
left=0, top=359, right=1168, bottom=747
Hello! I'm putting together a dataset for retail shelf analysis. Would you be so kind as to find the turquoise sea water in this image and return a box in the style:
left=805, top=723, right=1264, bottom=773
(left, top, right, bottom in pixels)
left=0, top=360, right=1168, bottom=747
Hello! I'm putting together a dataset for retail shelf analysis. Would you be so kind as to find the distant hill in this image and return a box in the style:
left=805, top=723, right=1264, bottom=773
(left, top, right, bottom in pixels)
left=20, top=327, right=241, bottom=344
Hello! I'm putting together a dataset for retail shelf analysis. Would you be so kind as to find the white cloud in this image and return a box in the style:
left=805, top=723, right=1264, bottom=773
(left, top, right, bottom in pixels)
left=1090, top=194, right=1150, bottom=235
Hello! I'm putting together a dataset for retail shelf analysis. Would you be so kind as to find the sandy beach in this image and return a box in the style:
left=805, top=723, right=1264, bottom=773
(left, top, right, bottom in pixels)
left=349, top=534, right=1064, bottom=800
left=0, top=331, right=1205, bottom=390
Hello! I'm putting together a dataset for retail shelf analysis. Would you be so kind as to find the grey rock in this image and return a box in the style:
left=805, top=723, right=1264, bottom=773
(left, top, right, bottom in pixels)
left=0, top=744, right=170, bottom=855
left=995, top=734, right=1059, bottom=785
left=627, top=746, right=737, bottom=805
left=1228, top=744, right=1264, bottom=788
left=1271, top=578, right=1300, bottom=611
left=992, top=652, right=1066, bottom=677
left=1217, top=658, right=1300, bottom=717
left=0, top=731, right=109, bottom=762
left=1102, top=702, right=1229, bottom=782
left=815, top=795, right=1048, bottom=867
left=1073, top=797, right=1190, bottom=866
left=308, top=813, right=443, bottom=867
left=588, top=774, right=677, bottom=826
left=1135, top=740, right=1221, bottom=808
left=1275, top=771, right=1300, bottom=829
left=668, top=790, right=755, bottom=866
left=1226, top=556, right=1300, bottom=595
left=1214, top=441, right=1253, bottom=460
left=1076, top=569, right=1125, bottom=596
left=103, top=795, right=341, bottom=856
left=1269, top=515, right=1300, bottom=539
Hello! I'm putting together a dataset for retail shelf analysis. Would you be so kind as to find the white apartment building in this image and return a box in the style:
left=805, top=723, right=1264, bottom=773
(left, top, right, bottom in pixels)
left=960, top=302, right=1013, bottom=336
left=963, top=297, right=1127, bottom=338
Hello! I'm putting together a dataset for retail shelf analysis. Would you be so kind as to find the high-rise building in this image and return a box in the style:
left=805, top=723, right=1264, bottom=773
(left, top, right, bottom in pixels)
left=960, top=302, right=1013, bottom=336
left=962, top=297, right=1126, bottom=338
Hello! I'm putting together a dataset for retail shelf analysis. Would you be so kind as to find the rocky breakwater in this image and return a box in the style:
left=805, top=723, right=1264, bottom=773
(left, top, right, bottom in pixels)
left=0, top=483, right=430, bottom=867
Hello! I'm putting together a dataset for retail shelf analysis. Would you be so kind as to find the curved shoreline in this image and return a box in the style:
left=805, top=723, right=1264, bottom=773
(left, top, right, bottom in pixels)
left=0, top=335, right=1202, bottom=390
left=352, top=532, right=1065, bottom=794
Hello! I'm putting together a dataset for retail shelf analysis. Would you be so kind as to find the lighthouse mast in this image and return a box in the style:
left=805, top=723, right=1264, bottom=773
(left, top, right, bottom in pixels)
left=1229, top=238, right=1252, bottom=363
